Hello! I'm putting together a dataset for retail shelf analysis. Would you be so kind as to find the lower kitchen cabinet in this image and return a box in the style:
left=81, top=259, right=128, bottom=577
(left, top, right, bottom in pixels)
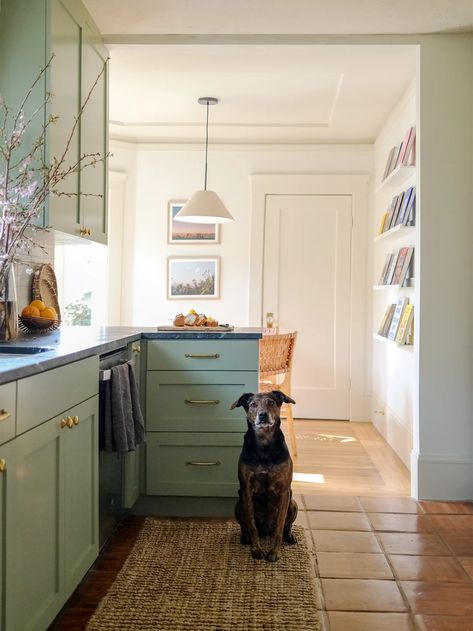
left=2, top=395, right=98, bottom=631
left=0, top=441, right=14, bottom=631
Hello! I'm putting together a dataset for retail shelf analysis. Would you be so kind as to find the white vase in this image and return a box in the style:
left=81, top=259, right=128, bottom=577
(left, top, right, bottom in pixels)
left=0, top=263, right=19, bottom=341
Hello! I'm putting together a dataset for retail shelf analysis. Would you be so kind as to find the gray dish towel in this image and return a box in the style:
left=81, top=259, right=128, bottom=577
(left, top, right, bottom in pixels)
left=102, top=361, right=146, bottom=454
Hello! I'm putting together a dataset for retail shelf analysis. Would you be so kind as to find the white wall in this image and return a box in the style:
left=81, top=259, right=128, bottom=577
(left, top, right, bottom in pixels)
left=111, top=142, right=373, bottom=329
left=371, top=85, right=416, bottom=468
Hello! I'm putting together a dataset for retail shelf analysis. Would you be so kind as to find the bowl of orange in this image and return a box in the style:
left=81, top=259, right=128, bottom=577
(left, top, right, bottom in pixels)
left=19, top=300, right=61, bottom=333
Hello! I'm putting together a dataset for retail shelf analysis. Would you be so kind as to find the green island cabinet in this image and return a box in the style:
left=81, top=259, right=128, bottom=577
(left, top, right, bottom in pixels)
left=0, top=356, right=99, bottom=631
left=145, top=339, right=259, bottom=502
left=0, top=0, right=108, bottom=244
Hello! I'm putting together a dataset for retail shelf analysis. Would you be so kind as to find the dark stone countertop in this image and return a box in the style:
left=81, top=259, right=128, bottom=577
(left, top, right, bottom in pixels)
left=0, top=326, right=263, bottom=385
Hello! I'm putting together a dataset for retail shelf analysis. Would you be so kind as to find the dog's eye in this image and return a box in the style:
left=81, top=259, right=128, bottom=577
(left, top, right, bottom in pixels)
left=268, top=400, right=275, bottom=406
left=250, top=401, right=257, bottom=408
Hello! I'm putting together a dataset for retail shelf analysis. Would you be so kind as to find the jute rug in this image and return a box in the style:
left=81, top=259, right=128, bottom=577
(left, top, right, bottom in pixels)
left=87, top=518, right=320, bottom=631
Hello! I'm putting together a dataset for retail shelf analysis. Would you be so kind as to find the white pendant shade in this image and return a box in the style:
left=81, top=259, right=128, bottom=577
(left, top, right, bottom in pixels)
left=174, top=190, right=235, bottom=224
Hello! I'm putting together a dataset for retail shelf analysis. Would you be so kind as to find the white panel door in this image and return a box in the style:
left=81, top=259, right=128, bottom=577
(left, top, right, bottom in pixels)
left=263, top=194, right=352, bottom=419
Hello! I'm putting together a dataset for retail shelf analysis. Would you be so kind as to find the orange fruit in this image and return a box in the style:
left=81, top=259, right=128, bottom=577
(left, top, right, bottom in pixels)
left=30, top=299, right=46, bottom=311
left=21, top=305, right=40, bottom=317
left=40, top=307, right=57, bottom=320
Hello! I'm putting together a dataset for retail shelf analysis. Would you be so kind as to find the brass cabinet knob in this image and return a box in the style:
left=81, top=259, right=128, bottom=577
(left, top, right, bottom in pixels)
left=132, top=344, right=141, bottom=353
left=66, top=416, right=74, bottom=428
left=72, top=416, right=80, bottom=425
left=60, top=418, right=68, bottom=429
left=0, top=458, right=6, bottom=472
left=0, top=409, right=11, bottom=422
left=79, top=227, right=88, bottom=237
left=87, top=228, right=91, bottom=236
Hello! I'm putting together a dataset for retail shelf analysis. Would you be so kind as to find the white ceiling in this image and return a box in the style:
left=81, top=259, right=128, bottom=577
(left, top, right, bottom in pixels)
left=81, top=1, right=470, bottom=144
left=84, top=0, right=473, bottom=36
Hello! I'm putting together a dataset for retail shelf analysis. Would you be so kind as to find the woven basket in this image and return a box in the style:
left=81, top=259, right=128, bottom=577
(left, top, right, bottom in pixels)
left=259, top=332, right=297, bottom=378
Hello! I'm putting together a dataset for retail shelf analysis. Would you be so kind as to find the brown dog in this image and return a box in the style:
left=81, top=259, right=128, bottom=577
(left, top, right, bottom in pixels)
left=231, top=391, right=298, bottom=562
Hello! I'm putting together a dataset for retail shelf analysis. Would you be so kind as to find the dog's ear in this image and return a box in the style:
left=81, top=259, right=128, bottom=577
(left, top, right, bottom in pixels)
left=230, top=393, right=254, bottom=410
left=271, top=390, right=296, bottom=406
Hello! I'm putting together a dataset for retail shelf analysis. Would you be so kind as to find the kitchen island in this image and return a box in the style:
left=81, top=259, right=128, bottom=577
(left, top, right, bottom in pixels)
left=0, top=326, right=262, bottom=631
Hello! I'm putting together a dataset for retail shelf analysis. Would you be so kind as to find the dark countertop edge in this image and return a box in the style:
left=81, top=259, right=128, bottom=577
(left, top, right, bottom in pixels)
left=0, top=328, right=263, bottom=385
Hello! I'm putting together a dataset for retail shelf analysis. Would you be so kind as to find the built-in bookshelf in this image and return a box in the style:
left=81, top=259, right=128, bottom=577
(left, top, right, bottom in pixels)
left=374, top=125, right=416, bottom=348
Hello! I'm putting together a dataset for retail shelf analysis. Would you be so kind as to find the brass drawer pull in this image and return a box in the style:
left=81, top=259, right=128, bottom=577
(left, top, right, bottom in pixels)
left=185, top=461, right=221, bottom=467
left=184, top=353, right=220, bottom=359
left=184, top=399, right=220, bottom=405
left=0, top=409, right=11, bottom=422
left=72, top=416, right=80, bottom=425
left=0, top=458, right=6, bottom=472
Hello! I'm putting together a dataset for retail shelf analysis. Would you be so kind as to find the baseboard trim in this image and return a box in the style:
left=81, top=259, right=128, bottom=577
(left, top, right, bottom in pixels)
left=411, top=451, right=473, bottom=500
left=372, top=402, right=412, bottom=469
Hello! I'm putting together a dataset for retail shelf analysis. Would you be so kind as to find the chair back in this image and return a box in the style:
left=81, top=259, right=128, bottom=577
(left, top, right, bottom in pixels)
left=259, top=332, right=297, bottom=378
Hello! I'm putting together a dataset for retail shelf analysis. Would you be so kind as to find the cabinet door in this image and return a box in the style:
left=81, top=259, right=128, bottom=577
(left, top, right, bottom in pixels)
left=6, top=418, right=64, bottom=631
left=47, top=0, right=82, bottom=237
left=80, top=25, right=108, bottom=244
left=63, top=396, right=99, bottom=597
left=0, top=441, right=15, bottom=631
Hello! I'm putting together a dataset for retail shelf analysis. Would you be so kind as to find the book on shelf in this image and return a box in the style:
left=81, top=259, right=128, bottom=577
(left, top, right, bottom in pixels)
left=403, top=189, right=416, bottom=225
left=387, top=297, right=409, bottom=340
left=378, top=212, right=389, bottom=235
left=391, top=247, right=410, bottom=285
left=399, top=126, right=416, bottom=165
left=397, top=247, right=414, bottom=287
left=389, top=191, right=405, bottom=228
left=382, top=146, right=396, bottom=181
left=378, top=304, right=396, bottom=336
left=396, top=186, right=415, bottom=225
left=384, top=253, right=399, bottom=285
left=378, top=253, right=394, bottom=284
left=384, top=197, right=397, bottom=231
left=402, top=131, right=416, bottom=166
left=395, top=304, right=414, bottom=344
left=390, top=143, right=403, bottom=173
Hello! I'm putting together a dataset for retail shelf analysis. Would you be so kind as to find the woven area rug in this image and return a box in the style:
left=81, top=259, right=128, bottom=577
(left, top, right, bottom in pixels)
left=87, top=518, right=320, bottom=631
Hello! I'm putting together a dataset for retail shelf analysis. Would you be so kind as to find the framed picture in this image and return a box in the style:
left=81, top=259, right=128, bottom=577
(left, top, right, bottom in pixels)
left=167, top=256, right=220, bottom=299
left=168, top=200, right=220, bottom=244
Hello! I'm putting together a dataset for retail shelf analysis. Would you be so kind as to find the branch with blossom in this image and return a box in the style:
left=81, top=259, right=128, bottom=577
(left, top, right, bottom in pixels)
left=0, top=54, right=109, bottom=289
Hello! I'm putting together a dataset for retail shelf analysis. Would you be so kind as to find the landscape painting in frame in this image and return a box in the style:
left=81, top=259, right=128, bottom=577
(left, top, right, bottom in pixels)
left=168, top=257, right=220, bottom=299
left=168, top=201, right=220, bottom=243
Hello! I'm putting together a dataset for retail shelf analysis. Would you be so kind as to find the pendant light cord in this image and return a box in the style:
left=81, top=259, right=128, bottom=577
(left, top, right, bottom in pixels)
left=204, top=100, right=209, bottom=191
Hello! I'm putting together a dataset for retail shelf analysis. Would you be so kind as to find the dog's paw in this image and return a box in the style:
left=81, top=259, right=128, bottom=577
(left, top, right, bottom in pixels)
left=284, top=531, right=297, bottom=545
left=251, top=546, right=265, bottom=560
left=265, top=549, right=281, bottom=563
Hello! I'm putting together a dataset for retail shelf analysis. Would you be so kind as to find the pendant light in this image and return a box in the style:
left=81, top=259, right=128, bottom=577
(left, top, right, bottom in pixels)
left=174, top=97, right=234, bottom=224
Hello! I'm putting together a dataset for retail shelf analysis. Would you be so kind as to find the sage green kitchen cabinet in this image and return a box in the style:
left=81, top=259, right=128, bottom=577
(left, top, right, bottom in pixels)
left=145, top=339, right=259, bottom=500
left=4, top=396, right=98, bottom=631
left=0, top=0, right=108, bottom=244
left=0, top=441, right=14, bottom=631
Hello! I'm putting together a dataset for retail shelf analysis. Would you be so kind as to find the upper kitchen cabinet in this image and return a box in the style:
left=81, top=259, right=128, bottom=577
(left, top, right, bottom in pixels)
left=0, top=0, right=108, bottom=245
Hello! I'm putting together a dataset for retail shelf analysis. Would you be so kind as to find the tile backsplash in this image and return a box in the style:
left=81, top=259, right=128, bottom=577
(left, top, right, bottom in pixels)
left=14, top=228, right=55, bottom=310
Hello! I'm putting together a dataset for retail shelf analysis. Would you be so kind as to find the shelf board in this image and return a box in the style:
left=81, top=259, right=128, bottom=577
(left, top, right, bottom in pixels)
left=373, top=283, right=414, bottom=290
left=373, top=333, right=413, bottom=351
left=374, top=224, right=415, bottom=242
left=376, top=164, right=415, bottom=192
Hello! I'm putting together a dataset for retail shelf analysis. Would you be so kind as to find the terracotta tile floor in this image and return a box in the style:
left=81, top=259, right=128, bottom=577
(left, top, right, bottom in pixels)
left=300, top=494, right=473, bottom=631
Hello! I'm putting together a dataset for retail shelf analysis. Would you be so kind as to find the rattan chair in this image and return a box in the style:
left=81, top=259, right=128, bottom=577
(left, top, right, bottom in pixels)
left=258, top=331, right=298, bottom=456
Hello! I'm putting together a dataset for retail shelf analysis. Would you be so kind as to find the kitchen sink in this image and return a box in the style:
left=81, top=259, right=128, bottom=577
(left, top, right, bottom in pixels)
left=0, top=345, right=54, bottom=355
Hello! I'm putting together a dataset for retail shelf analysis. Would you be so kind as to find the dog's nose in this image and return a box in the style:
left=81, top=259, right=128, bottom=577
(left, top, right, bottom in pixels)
left=257, top=411, right=269, bottom=422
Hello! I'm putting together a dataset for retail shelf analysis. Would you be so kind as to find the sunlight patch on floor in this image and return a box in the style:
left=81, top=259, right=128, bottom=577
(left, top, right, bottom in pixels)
left=295, top=433, right=357, bottom=443
left=293, top=472, right=326, bottom=484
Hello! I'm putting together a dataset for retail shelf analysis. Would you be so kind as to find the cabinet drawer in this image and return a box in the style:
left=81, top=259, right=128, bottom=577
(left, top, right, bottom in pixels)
left=146, top=371, right=256, bottom=432
left=0, top=381, right=16, bottom=445
left=17, top=356, right=98, bottom=435
left=146, top=432, right=243, bottom=497
left=147, top=340, right=258, bottom=371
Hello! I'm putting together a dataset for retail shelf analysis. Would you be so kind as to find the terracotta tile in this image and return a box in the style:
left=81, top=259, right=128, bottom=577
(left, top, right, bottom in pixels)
left=368, top=513, right=433, bottom=533
left=401, top=581, right=473, bottom=615
left=359, top=496, right=422, bottom=514
left=458, top=556, right=473, bottom=579
left=307, top=511, right=372, bottom=531
left=419, top=501, right=473, bottom=515
left=378, top=532, right=450, bottom=556
left=389, top=555, right=469, bottom=582
left=428, top=515, right=473, bottom=556
left=304, top=495, right=363, bottom=512
left=414, top=614, right=473, bottom=631
left=312, top=530, right=382, bottom=553
left=322, top=578, right=407, bottom=612
left=317, top=552, right=393, bottom=579
left=328, top=612, right=415, bottom=631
